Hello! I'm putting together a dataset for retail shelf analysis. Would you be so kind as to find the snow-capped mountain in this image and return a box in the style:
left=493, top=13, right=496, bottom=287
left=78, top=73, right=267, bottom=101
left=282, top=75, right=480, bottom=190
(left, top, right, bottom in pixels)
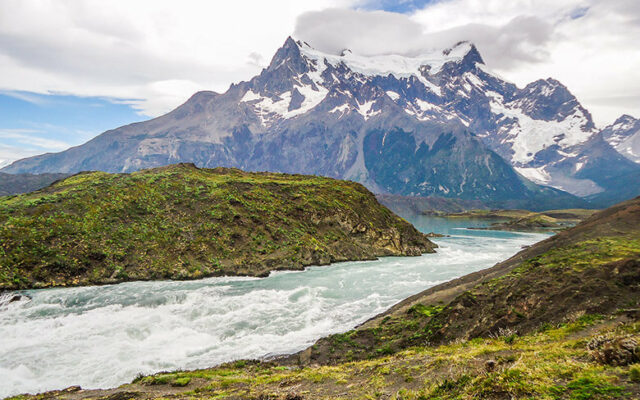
left=3, top=37, right=629, bottom=207
left=600, top=115, right=640, bottom=163
left=509, top=114, right=640, bottom=197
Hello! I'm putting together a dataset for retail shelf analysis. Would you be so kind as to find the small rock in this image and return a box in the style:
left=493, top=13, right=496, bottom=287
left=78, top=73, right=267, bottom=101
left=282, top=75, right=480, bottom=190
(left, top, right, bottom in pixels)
left=425, top=232, right=445, bottom=238
left=587, top=335, right=639, bottom=366
left=485, top=359, right=496, bottom=372
left=0, top=293, right=30, bottom=306
left=284, top=393, right=304, bottom=400
left=298, top=347, right=312, bottom=366
left=105, top=392, right=139, bottom=400
left=62, top=386, right=82, bottom=393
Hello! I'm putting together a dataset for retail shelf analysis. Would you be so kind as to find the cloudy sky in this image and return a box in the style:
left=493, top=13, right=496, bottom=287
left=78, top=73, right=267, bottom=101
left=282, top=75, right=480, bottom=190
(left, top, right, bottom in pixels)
left=1, top=0, right=638, bottom=166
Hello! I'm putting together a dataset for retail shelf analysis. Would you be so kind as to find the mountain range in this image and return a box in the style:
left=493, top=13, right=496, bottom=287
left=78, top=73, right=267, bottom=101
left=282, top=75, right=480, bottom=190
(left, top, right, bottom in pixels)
left=2, top=37, right=639, bottom=208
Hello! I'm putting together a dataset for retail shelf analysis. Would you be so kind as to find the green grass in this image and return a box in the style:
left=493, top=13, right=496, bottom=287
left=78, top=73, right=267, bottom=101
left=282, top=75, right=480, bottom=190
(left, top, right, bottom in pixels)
left=407, top=304, right=443, bottom=318
left=506, top=237, right=640, bottom=278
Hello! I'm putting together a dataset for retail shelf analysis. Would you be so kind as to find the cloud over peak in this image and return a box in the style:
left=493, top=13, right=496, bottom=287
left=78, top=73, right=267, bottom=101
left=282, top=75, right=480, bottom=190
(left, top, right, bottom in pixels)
left=294, top=0, right=640, bottom=125
left=293, top=8, right=553, bottom=70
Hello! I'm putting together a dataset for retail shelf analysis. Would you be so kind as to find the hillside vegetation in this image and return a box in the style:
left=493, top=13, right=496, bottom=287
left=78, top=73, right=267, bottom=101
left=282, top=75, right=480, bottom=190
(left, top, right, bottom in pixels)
left=10, top=201, right=640, bottom=399
left=0, top=163, right=435, bottom=290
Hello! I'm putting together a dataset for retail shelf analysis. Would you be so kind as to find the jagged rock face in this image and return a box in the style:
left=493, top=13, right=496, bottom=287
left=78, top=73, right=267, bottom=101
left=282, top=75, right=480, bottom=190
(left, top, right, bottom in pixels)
left=479, top=78, right=596, bottom=167
left=0, top=37, right=615, bottom=206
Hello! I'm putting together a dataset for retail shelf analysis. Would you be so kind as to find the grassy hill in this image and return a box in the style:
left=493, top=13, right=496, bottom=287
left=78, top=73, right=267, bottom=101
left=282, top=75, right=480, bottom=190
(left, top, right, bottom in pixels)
left=20, top=197, right=638, bottom=400
left=0, top=163, right=435, bottom=290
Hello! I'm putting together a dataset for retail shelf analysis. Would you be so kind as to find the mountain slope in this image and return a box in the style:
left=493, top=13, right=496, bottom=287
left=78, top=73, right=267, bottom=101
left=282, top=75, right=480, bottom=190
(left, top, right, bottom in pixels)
left=0, top=163, right=435, bottom=290
left=0, top=172, right=70, bottom=196
left=587, top=169, right=640, bottom=208
left=1, top=38, right=587, bottom=209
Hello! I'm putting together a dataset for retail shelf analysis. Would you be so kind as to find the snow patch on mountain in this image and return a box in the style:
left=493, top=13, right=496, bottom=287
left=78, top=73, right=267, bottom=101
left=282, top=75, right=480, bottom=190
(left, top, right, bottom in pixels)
left=602, top=115, right=640, bottom=163
left=385, top=91, right=400, bottom=101
left=329, top=103, right=350, bottom=116
left=357, top=100, right=381, bottom=120
left=515, top=166, right=551, bottom=184
left=464, top=72, right=484, bottom=88
left=487, top=91, right=594, bottom=165
left=615, top=131, right=640, bottom=162
left=297, top=40, right=474, bottom=80
left=241, top=84, right=328, bottom=125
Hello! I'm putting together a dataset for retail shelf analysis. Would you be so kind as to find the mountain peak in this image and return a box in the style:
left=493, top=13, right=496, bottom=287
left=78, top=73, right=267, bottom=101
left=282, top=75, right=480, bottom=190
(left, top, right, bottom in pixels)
left=611, top=114, right=638, bottom=128
left=447, top=41, right=484, bottom=66
left=523, top=78, right=567, bottom=95
left=266, top=36, right=307, bottom=72
left=283, top=35, right=297, bottom=48
left=603, top=114, right=640, bottom=140
left=602, top=114, right=640, bottom=164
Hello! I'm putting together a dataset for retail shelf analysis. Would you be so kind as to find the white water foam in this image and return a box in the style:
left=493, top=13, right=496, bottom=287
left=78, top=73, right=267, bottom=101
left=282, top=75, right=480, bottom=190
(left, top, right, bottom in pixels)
left=0, top=223, right=547, bottom=397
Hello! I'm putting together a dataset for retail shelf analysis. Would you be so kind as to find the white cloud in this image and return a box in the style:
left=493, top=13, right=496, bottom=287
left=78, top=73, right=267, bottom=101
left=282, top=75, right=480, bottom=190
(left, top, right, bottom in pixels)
left=295, top=8, right=554, bottom=68
left=0, top=129, right=71, bottom=151
left=0, top=145, right=40, bottom=168
left=0, top=129, right=73, bottom=168
left=0, top=0, right=354, bottom=116
left=293, top=9, right=424, bottom=56
left=0, top=0, right=637, bottom=127
left=0, top=90, right=49, bottom=105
